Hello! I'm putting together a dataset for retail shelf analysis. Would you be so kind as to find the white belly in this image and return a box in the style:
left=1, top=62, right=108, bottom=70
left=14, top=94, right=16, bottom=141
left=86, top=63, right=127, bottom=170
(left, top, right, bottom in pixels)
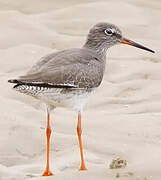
left=38, top=88, right=94, bottom=111
left=15, top=85, right=95, bottom=111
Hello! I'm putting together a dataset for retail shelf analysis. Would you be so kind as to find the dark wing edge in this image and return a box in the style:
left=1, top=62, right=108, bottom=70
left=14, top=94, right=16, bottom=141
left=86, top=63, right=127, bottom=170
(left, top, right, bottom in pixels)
left=8, top=79, right=78, bottom=89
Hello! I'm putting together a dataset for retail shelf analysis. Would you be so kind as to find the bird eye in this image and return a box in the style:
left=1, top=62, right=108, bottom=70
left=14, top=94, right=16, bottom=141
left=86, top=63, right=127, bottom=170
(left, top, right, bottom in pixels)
left=104, top=28, right=114, bottom=36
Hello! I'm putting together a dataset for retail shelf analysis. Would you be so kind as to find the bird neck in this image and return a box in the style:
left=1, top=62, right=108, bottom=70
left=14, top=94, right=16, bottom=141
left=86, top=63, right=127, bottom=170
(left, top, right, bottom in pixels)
left=83, top=39, right=108, bottom=59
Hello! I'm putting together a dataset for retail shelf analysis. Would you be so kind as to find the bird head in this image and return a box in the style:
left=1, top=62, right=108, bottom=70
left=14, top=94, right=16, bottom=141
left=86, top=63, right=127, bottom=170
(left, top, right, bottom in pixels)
left=85, top=22, right=155, bottom=53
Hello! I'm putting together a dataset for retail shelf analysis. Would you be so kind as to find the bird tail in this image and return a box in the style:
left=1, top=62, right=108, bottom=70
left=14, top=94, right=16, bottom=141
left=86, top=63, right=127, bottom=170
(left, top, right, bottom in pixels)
left=8, top=79, right=24, bottom=89
left=8, top=79, right=20, bottom=84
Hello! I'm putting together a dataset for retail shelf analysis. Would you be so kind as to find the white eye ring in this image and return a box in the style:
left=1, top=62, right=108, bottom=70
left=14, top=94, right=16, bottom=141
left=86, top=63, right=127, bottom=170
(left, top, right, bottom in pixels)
left=104, top=28, right=114, bottom=36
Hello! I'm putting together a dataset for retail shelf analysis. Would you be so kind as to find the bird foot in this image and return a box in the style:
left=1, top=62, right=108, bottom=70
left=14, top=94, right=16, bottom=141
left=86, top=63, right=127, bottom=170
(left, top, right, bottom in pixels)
left=42, top=170, right=54, bottom=176
left=79, top=165, right=87, bottom=171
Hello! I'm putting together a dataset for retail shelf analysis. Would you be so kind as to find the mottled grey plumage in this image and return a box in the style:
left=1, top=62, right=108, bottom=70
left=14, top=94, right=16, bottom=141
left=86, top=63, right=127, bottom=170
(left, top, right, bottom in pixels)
left=16, top=48, right=105, bottom=89
left=8, top=22, right=154, bottom=110
left=9, top=23, right=122, bottom=89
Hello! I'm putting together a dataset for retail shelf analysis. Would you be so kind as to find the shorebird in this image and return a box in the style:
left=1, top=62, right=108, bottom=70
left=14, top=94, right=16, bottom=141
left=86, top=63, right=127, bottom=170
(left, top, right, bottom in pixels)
left=8, top=22, right=155, bottom=176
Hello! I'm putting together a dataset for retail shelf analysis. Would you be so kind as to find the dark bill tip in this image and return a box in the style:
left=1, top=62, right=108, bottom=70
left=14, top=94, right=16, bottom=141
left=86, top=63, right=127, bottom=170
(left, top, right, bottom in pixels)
left=121, top=37, right=155, bottom=53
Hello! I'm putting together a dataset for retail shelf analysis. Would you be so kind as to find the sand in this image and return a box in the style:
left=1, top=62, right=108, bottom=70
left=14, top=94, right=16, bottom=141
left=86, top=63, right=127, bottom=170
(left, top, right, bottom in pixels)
left=0, top=0, right=161, bottom=179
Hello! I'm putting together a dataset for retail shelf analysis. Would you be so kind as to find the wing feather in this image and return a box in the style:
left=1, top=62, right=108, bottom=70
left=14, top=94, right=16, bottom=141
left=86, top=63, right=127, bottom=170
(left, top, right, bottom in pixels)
left=9, top=48, right=103, bottom=88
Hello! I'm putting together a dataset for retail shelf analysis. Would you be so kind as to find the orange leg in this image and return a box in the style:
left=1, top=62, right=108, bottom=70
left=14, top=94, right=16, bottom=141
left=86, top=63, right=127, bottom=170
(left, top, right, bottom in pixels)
left=77, top=112, right=87, bottom=170
left=42, top=110, right=54, bottom=176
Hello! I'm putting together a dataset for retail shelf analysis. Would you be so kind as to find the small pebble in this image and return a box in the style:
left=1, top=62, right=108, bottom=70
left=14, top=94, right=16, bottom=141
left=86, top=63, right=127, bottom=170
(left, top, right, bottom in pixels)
left=109, top=156, right=127, bottom=169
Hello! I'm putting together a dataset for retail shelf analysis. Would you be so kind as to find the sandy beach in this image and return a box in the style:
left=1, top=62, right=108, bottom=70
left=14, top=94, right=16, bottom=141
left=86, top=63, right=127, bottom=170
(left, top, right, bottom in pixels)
left=0, top=0, right=161, bottom=179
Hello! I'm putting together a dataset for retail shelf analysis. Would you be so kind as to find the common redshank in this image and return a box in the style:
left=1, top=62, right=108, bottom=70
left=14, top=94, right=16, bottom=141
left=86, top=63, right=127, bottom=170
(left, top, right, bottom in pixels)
left=8, top=22, right=155, bottom=176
